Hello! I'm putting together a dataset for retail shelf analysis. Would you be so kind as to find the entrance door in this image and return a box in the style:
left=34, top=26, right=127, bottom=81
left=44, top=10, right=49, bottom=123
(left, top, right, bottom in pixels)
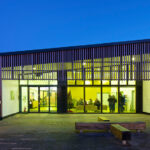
left=28, top=86, right=57, bottom=112
left=40, top=87, right=50, bottom=112
left=29, top=87, right=39, bottom=112
left=50, top=87, right=57, bottom=112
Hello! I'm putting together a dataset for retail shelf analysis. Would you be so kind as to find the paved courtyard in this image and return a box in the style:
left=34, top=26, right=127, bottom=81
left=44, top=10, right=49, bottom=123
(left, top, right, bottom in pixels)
left=0, top=113, right=150, bottom=150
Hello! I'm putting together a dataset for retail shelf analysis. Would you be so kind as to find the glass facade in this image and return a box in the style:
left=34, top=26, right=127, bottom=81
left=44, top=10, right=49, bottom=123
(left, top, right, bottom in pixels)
left=67, top=83, right=136, bottom=113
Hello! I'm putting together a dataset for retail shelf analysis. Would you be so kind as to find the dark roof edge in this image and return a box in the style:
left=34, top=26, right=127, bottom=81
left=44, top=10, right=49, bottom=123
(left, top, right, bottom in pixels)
left=1, top=39, right=150, bottom=56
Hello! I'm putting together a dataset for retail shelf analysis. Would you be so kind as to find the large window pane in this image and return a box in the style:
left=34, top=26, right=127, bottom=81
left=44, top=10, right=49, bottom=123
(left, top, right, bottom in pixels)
left=40, top=87, right=49, bottom=112
left=67, top=87, right=84, bottom=113
left=102, top=87, right=118, bottom=113
left=50, top=87, right=57, bottom=112
left=29, top=87, right=38, bottom=112
left=85, top=87, right=101, bottom=113
left=119, top=87, right=136, bottom=113
left=21, top=87, right=28, bottom=112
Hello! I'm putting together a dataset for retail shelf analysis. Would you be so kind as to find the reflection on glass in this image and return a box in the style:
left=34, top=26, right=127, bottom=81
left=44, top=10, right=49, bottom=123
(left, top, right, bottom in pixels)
left=40, top=87, right=49, bottom=112
left=29, top=87, right=38, bottom=112
left=21, top=87, right=28, bottom=112
left=102, top=87, right=118, bottom=113
left=85, top=87, right=101, bottom=113
left=119, top=87, right=136, bottom=113
left=50, top=87, right=57, bottom=112
left=67, top=87, right=84, bottom=113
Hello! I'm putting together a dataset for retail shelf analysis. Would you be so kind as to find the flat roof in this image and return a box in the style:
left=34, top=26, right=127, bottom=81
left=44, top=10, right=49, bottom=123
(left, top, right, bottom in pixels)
left=1, top=39, right=150, bottom=56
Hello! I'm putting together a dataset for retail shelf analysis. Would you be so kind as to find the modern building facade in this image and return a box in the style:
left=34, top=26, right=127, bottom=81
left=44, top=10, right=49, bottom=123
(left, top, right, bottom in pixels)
left=1, top=39, right=150, bottom=119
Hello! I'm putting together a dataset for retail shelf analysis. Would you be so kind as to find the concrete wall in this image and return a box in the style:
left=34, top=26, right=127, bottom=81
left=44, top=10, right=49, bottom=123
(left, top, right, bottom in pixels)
left=2, top=80, right=19, bottom=117
left=143, top=81, right=150, bottom=113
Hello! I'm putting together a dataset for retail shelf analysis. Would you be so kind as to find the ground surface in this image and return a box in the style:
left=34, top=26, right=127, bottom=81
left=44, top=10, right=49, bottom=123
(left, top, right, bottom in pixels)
left=0, top=114, right=150, bottom=150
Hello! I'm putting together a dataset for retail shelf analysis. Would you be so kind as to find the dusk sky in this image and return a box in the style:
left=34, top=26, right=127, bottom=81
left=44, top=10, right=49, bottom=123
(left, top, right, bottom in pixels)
left=0, top=0, right=150, bottom=52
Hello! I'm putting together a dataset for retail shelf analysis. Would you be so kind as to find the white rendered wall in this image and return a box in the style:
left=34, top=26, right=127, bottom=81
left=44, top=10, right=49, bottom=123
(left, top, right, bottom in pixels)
left=2, top=80, right=19, bottom=117
left=143, top=81, right=150, bottom=113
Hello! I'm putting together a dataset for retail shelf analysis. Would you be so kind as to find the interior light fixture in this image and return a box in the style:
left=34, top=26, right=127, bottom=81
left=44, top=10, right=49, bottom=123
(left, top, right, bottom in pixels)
left=132, top=57, right=135, bottom=61
left=82, top=62, right=86, bottom=66
left=85, top=80, right=90, bottom=85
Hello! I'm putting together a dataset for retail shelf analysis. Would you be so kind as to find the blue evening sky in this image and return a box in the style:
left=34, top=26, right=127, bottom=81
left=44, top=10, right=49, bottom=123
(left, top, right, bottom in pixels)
left=0, top=0, right=150, bottom=52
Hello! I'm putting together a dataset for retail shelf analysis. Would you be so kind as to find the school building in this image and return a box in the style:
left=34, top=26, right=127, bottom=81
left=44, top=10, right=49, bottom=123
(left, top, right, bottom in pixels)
left=0, top=39, right=150, bottom=119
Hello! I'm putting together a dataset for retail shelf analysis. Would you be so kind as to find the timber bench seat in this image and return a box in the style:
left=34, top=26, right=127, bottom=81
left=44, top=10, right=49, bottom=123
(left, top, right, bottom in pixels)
left=75, top=122, right=146, bottom=133
left=110, top=124, right=131, bottom=145
left=98, top=116, right=110, bottom=121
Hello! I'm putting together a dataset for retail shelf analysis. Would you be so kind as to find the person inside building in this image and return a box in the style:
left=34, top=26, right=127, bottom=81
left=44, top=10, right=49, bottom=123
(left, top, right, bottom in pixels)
left=119, top=92, right=126, bottom=113
left=108, top=95, right=113, bottom=113
left=112, top=95, right=117, bottom=113
left=88, top=99, right=93, bottom=105
left=94, top=98, right=101, bottom=110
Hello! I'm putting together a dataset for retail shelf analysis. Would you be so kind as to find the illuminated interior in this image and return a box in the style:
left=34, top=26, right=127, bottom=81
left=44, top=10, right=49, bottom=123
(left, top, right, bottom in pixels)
left=21, top=86, right=57, bottom=113
left=67, top=80, right=136, bottom=113
left=85, top=87, right=101, bottom=113
left=102, top=87, right=118, bottom=113
left=67, top=87, right=84, bottom=113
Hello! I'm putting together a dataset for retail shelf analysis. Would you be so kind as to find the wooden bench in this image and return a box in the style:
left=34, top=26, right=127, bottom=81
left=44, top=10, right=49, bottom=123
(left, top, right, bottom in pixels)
left=98, top=116, right=110, bottom=122
left=75, top=122, right=146, bottom=133
left=110, top=124, right=131, bottom=145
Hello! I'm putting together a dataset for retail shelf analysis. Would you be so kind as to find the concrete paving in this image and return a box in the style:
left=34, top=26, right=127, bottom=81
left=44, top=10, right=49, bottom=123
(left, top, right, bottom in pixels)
left=0, top=113, right=150, bottom=150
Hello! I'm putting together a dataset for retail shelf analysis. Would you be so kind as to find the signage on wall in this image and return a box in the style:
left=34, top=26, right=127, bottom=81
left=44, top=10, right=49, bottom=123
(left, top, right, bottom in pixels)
left=10, top=91, right=15, bottom=100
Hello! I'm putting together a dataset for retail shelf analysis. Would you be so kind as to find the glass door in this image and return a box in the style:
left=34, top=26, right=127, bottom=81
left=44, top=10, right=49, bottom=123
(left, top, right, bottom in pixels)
left=22, top=86, right=57, bottom=113
left=29, top=87, right=39, bottom=112
left=40, top=87, right=50, bottom=112
left=21, top=87, right=28, bottom=112
left=50, top=87, right=57, bottom=112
